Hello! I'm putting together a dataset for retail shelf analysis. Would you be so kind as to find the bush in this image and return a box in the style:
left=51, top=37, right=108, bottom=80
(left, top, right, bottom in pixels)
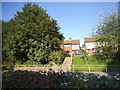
left=2, top=70, right=68, bottom=88
left=3, top=61, right=14, bottom=71
left=2, top=70, right=120, bottom=88
left=49, top=50, right=66, bottom=65
left=15, top=60, right=22, bottom=65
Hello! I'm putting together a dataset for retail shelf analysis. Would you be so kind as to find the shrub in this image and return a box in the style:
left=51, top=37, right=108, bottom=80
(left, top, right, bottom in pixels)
left=2, top=61, right=14, bottom=71
left=15, top=60, right=22, bottom=65
left=2, top=70, right=120, bottom=88
left=49, top=50, right=66, bottom=65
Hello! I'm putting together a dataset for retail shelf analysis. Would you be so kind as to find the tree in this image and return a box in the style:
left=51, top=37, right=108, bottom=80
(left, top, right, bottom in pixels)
left=93, top=12, right=120, bottom=63
left=2, top=3, right=65, bottom=65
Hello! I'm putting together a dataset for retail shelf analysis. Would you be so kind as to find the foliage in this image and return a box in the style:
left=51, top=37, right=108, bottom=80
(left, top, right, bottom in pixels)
left=2, top=3, right=64, bottom=65
left=93, top=12, right=120, bottom=63
left=80, top=49, right=87, bottom=55
left=2, top=61, right=15, bottom=71
left=49, top=50, right=66, bottom=65
left=2, top=70, right=67, bottom=88
left=2, top=20, right=15, bottom=42
left=2, top=70, right=120, bottom=88
left=2, top=20, right=17, bottom=64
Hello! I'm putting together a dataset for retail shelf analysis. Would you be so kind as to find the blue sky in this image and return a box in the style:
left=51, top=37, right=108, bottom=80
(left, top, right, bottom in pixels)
left=2, top=2, right=118, bottom=46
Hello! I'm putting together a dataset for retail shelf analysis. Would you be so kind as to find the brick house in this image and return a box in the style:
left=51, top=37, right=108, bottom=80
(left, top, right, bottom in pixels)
left=61, top=38, right=80, bottom=56
left=84, top=37, right=97, bottom=55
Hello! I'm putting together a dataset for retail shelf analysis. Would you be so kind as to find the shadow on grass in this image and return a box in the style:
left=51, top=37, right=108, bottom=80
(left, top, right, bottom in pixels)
left=105, top=54, right=120, bottom=75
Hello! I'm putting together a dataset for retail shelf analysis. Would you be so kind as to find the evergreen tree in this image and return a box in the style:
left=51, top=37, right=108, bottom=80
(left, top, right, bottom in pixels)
left=3, top=3, right=64, bottom=64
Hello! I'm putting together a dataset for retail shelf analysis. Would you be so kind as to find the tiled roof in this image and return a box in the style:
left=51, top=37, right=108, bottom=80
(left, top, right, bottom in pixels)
left=64, top=39, right=80, bottom=44
left=84, top=37, right=95, bottom=43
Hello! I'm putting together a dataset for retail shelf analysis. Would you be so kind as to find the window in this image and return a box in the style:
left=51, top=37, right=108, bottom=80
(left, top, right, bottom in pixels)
left=64, top=44, right=71, bottom=47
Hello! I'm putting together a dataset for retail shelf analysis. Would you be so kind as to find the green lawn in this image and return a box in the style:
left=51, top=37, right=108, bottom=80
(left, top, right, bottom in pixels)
left=72, top=55, right=108, bottom=72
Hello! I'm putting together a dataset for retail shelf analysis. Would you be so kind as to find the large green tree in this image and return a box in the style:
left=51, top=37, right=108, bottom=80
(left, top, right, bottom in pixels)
left=3, top=3, right=65, bottom=65
left=93, top=12, right=120, bottom=63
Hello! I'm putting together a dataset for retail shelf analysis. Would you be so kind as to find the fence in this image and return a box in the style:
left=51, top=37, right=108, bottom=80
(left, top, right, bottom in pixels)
left=2, top=64, right=120, bottom=73
left=71, top=65, right=120, bottom=73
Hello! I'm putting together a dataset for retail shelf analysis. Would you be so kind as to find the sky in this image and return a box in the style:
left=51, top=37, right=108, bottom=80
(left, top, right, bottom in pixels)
left=2, top=2, right=118, bottom=46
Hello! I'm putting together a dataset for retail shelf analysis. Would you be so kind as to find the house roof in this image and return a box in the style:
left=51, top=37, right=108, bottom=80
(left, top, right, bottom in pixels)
left=84, top=37, right=95, bottom=43
left=64, top=39, right=80, bottom=44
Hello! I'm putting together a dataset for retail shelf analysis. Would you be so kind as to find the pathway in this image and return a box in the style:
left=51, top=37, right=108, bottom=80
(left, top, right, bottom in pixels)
left=61, top=56, right=73, bottom=71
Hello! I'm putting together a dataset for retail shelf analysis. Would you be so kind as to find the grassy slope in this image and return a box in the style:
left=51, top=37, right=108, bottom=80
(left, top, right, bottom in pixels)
left=72, top=55, right=85, bottom=65
left=72, top=55, right=107, bottom=71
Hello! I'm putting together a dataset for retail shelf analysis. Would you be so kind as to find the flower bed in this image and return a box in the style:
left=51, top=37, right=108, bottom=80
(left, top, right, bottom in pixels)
left=2, top=70, right=120, bottom=88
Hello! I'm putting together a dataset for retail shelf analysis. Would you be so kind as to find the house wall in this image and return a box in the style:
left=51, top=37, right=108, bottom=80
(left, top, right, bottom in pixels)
left=64, top=44, right=72, bottom=51
left=84, top=37, right=104, bottom=55
left=85, top=42, right=98, bottom=55
left=86, top=49, right=94, bottom=55
left=61, top=39, right=80, bottom=55
left=63, top=44, right=80, bottom=51
left=85, top=42, right=97, bottom=49
left=72, top=44, right=80, bottom=50
left=62, top=44, right=80, bottom=55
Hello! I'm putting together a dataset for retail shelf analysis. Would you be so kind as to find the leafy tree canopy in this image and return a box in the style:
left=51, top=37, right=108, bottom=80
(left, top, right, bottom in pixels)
left=93, top=12, right=120, bottom=63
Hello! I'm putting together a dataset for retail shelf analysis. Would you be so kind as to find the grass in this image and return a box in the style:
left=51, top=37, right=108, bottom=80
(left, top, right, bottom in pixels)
left=72, top=55, right=86, bottom=66
left=72, top=55, right=110, bottom=72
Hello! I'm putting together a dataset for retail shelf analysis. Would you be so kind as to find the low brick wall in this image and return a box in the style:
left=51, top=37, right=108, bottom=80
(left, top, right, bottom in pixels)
left=14, top=66, right=61, bottom=71
left=14, top=67, right=49, bottom=71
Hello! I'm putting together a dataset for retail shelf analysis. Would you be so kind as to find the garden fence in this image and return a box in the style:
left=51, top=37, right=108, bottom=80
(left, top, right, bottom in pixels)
left=71, top=65, right=120, bottom=73
left=3, top=64, right=120, bottom=73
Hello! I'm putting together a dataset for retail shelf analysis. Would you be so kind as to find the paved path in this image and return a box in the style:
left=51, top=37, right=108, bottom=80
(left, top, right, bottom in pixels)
left=61, top=56, right=73, bottom=71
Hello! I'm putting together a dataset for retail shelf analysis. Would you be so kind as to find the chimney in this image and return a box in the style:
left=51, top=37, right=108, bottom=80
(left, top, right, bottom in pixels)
left=69, top=37, right=72, bottom=40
